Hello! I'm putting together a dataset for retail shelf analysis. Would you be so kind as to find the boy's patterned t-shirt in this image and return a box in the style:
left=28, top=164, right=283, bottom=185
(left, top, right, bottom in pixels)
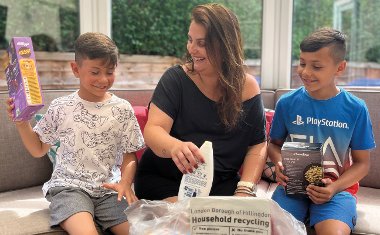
left=33, top=91, right=145, bottom=197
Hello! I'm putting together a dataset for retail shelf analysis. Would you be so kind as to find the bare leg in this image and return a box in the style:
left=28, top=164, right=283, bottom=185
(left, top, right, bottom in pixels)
left=110, top=221, right=130, bottom=235
left=60, top=211, right=98, bottom=235
left=314, top=219, right=351, bottom=235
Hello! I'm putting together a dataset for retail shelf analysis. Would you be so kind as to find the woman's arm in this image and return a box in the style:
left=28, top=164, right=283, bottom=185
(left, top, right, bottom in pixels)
left=143, top=103, right=204, bottom=173
left=239, top=141, right=268, bottom=185
left=268, top=139, right=288, bottom=186
left=235, top=74, right=267, bottom=196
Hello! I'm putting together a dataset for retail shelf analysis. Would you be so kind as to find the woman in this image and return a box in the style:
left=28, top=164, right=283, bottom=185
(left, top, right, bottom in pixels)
left=134, top=3, right=267, bottom=202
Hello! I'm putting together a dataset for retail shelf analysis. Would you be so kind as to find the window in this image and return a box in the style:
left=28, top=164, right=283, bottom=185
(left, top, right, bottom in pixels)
left=291, top=0, right=380, bottom=87
left=0, top=0, right=80, bottom=90
left=111, top=0, right=263, bottom=84
left=0, top=0, right=79, bottom=52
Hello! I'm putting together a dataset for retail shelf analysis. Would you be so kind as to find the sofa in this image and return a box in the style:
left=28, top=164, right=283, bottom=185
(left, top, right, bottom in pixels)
left=0, top=88, right=378, bottom=235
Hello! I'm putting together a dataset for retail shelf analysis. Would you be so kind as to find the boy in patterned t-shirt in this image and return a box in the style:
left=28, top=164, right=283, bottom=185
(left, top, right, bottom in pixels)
left=6, top=32, right=144, bottom=235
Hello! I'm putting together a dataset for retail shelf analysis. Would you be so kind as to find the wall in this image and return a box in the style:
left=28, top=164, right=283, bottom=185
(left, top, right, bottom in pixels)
left=1, top=51, right=379, bottom=90
left=0, top=51, right=180, bottom=90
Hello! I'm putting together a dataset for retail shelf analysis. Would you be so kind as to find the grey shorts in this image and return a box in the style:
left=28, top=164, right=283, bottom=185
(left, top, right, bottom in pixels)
left=46, top=187, right=129, bottom=230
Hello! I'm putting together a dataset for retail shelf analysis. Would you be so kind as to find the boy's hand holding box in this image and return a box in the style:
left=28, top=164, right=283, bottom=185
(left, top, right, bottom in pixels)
left=5, top=37, right=44, bottom=121
left=282, top=142, right=324, bottom=195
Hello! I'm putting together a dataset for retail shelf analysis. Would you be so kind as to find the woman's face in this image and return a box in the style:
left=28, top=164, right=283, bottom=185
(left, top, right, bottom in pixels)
left=187, top=21, right=212, bottom=73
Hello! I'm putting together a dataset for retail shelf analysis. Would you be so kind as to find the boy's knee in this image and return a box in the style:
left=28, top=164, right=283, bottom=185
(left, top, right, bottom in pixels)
left=314, top=219, right=351, bottom=235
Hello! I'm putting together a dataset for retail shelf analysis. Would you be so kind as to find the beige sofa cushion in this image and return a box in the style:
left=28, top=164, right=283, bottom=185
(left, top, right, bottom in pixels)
left=0, top=91, right=53, bottom=192
left=348, top=90, right=380, bottom=188
left=0, top=186, right=107, bottom=235
left=354, top=186, right=380, bottom=234
left=0, top=186, right=64, bottom=235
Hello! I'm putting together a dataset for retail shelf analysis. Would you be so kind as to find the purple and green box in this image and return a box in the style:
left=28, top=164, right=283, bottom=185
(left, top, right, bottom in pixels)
left=5, top=37, right=44, bottom=121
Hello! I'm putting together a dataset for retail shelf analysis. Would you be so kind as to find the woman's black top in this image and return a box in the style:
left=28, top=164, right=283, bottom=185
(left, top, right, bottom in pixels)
left=134, top=65, right=266, bottom=200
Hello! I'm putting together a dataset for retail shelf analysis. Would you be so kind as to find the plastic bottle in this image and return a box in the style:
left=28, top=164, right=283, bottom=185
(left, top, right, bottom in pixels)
left=178, top=141, right=214, bottom=201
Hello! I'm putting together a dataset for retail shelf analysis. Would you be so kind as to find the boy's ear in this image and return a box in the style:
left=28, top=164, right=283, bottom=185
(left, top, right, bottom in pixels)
left=336, top=60, right=347, bottom=76
left=70, top=61, right=80, bottom=78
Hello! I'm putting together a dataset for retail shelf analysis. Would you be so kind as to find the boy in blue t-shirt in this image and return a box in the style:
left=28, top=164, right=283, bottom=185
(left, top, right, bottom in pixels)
left=269, top=28, right=376, bottom=235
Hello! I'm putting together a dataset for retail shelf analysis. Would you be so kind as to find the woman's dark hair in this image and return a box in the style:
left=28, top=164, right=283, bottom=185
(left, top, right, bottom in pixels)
left=185, top=3, right=245, bottom=129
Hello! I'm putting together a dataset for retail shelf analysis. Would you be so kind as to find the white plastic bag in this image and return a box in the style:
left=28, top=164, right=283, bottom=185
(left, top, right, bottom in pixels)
left=269, top=200, right=306, bottom=235
left=126, top=199, right=190, bottom=235
left=126, top=197, right=306, bottom=235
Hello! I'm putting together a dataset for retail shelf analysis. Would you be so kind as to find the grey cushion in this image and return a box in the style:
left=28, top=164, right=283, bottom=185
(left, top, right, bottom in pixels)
left=0, top=186, right=64, bottom=235
left=348, top=90, right=380, bottom=188
left=0, top=99, right=53, bottom=192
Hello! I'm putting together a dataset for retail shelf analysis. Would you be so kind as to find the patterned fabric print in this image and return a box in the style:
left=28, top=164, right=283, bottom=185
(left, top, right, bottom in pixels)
left=34, top=114, right=60, bottom=167
left=33, top=91, right=145, bottom=197
left=73, top=102, right=108, bottom=129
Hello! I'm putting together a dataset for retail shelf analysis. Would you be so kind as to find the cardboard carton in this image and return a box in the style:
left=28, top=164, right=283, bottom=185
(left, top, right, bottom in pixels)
left=5, top=37, right=44, bottom=121
left=282, top=142, right=323, bottom=195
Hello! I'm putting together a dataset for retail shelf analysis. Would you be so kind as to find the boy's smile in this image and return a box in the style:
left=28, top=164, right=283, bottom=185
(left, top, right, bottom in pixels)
left=297, top=46, right=346, bottom=100
left=71, top=58, right=116, bottom=102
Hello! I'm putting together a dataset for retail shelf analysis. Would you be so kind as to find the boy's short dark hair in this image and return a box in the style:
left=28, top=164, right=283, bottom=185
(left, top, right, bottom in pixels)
left=74, top=32, right=119, bottom=67
left=300, top=27, right=347, bottom=63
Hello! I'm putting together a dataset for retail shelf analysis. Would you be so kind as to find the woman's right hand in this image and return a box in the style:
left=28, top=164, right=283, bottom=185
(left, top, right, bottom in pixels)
left=170, top=141, right=204, bottom=174
left=274, top=161, right=288, bottom=186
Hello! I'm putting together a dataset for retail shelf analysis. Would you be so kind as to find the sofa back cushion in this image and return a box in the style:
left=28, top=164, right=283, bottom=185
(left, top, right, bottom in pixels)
left=274, top=89, right=380, bottom=189
left=0, top=91, right=53, bottom=193
left=347, top=90, right=380, bottom=188
left=261, top=90, right=276, bottom=110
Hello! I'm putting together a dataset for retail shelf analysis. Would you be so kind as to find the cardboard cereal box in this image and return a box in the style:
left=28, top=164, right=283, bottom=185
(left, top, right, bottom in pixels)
left=5, top=37, right=44, bottom=121
left=282, top=142, right=324, bottom=195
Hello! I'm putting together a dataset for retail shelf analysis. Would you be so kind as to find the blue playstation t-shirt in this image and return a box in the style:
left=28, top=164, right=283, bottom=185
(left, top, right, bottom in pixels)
left=270, top=87, right=376, bottom=194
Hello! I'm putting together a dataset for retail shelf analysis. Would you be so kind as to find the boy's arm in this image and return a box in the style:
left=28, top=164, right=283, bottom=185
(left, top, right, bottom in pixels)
left=307, top=150, right=370, bottom=204
left=7, top=98, right=50, bottom=157
left=144, top=103, right=204, bottom=174
left=15, top=122, right=51, bottom=158
left=332, top=150, right=370, bottom=192
left=119, top=152, right=138, bottom=188
left=268, top=139, right=288, bottom=186
left=102, top=152, right=138, bottom=205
